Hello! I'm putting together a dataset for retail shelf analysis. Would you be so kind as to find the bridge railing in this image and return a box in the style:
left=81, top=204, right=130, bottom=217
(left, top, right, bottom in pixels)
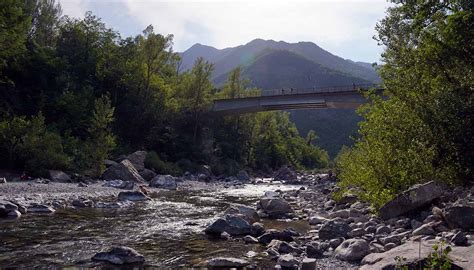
left=260, top=83, right=380, bottom=97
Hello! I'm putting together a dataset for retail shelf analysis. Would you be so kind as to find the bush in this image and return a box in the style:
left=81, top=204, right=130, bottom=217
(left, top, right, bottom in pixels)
left=0, top=114, right=70, bottom=176
left=145, top=151, right=182, bottom=176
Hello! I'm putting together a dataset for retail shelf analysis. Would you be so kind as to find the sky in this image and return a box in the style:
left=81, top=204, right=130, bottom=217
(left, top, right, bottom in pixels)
left=59, top=0, right=391, bottom=63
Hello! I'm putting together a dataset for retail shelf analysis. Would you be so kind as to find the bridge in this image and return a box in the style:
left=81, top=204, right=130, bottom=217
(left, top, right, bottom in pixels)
left=212, top=83, right=383, bottom=115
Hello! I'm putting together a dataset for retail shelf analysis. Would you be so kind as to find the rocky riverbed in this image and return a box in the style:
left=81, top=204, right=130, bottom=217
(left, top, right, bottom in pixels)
left=1, top=153, right=473, bottom=269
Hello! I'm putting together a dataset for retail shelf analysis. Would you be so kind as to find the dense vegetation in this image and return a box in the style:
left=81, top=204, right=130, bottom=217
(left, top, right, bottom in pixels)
left=336, top=1, right=473, bottom=208
left=0, top=0, right=329, bottom=177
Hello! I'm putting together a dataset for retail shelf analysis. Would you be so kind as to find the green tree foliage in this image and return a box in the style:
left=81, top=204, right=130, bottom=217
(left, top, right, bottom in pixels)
left=337, top=1, right=473, bottom=208
left=0, top=4, right=329, bottom=176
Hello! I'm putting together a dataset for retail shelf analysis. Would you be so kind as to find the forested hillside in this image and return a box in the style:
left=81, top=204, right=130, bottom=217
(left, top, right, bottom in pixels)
left=0, top=0, right=329, bottom=177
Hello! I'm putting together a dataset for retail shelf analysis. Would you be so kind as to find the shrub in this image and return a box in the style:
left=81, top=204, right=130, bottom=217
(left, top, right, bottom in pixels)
left=145, top=151, right=182, bottom=176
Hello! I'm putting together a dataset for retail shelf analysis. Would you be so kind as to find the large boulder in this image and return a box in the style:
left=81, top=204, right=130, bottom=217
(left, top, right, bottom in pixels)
left=224, top=204, right=259, bottom=224
left=206, top=257, right=249, bottom=268
left=126, top=151, right=147, bottom=171
left=48, top=170, right=71, bottom=182
left=361, top=240, right=473, bottom=270
left=443, top=205, right=474, bottom=230
left=335, top=239, right=370, bottom=261
left=92, top=246, right=145, bottom=265
left=379, top=181, right=443, bottom=220
left=257, top=197, right=293, bottom=218
left=149, top=175, right=177, bottom=190
left=318, top=220, right=351, bottom=240
left=101, top=159, right=145, bottom=183
left=204, top=215, right=251, bottom=236
left=273, top=166, right=297, bottom=182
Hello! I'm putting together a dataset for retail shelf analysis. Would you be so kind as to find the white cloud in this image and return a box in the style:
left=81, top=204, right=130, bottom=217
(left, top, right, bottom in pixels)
left=59, top=0, right=391, bottom=62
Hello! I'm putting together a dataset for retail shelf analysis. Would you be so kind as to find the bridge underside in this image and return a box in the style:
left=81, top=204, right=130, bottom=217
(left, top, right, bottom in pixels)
left=212, top=91, right=370, bottom=115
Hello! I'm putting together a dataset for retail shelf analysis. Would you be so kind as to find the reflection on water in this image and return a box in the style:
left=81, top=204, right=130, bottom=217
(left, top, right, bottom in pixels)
left=0, top=183, right=306, bottom=268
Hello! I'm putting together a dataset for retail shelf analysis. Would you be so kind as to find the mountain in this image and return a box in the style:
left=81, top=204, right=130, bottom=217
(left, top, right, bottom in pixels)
left=180, top=39, right=380, bottom=83
left=179, top=39, right=378, bottom=157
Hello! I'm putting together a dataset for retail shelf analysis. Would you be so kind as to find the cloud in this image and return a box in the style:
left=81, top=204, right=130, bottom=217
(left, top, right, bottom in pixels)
left=59, top=0, right=391, bottom=62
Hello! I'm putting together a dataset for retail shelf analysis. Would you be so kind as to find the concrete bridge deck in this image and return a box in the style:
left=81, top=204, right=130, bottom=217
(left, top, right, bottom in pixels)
left=212, top=84, right=382, bottom=115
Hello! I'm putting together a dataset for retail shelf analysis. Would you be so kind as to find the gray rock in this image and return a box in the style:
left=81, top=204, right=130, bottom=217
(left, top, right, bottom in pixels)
left=258, top=229, right=293, bottom=245
left=330, top=238, right=343, bottom=249
left=379, top=181, right=443, bottom=219
left=204, top=215, right=251, bottom=236
left=412, top=223, right=435, bottom=236
left=306, top=241, right=326, bottom=258
left=375, top=225, right=391, bottom=235
left=335, top=239, right=369, bottom=261
left=319, top=220, right=351, bottom=240
left=257, top=197, right=293, bottom=218
left=360, top=239, right=473, bottom=270
left=117, top=191, right=150, bottom=201
left=251, top=222, right=265, bottom=236
left=27, top=204, right=55, bottom=213
left=349, top=228, right=366, bottom=237
left=451, top=231, right=468, bottom=246
left=0, top=200, right=18, bottom=216
left=72, top=199, right=94, bottom=208
left=224, top=204, right=259, bottom=224
left=243, top=235, right=259, bottom=244
left=443, top=205, right=474, bottom=230
left=48, top=170, right=71, bottom=182
left=410, top=219, right=423, bottom=230
left=328, top=209, right=350, bottom=219
left=384, top=242, right=397, bottom=251
left=379, top=234, right=402, bottom=245
left=126, top=150, right=147, bottom=171
left=104, top=159, right=118, bottom=167
left=0, top=177, right=6, bottom=183
left=101, top=159, right=145, bottom=183
left=268, top=240, right=302, bottom=254
left=149, top=175, right=177, bottom=190
left=102, top=179, right=134, bottom=189
left=301, top=257, right=316, bottom=270
left=6, top=209, right=21, bottom=218
left=308, top=215, right=328, bottom=225
left=92, top=246, right=145, bottom=265
left=139, top=168, right=156, bottom=182
left=277, top=254, right=299, bottom=269
left=95, top=201, right=132, bottom=208
left=206, top=257, right=249, bottom=268
left=274, top=166, right=297, bottom=183
left=220, top=231, right=231, bottom=240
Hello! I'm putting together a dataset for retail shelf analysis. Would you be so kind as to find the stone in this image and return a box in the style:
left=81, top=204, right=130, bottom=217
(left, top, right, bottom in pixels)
left=149, top=175, right=177, bottom=190
left=27, top=204, right=55, bottom=213
left=220, top=231, right=231, bottom=240
left=268, top=240, right=302, bottom=254
left=224, top=204, right=259, bottom=224
left=277, top=254, right=299, bottom=269
left=72, top=199, right=94, bottom=208
left=301, top=257, right=316, bottom=270
left=412, top=223, right=435, bottom=236
left=384, top=242, right=397, bottom=251
left=443, top=205, right=474, bottom=230
left=328, top=209, right=350, bottom=219
left=48, top=170, right=71, bottom=182
left=204, top=215, right=251, bottom=236
left=360, top=240, right=473, bottom=270
left=139, top=168, right=156, bottom=182
left=126, top=150, right=147, bottom=171
left=309, top=215, right=328, bottom=225
left=306, top=241, right=326, bottom=258
left=206, top=257, right=249, bottom=268
left=117, top=191, right=150, bottom=201
left=411, top=219, right=423, bottom=230
left=335, top=239, right=370, bottom=261
left=257, top=197, right=293, bottom=218
left=104, top=159, right=118, bottom=167
left=0, top=177, right=6, bottom=183
left=108, top=179, right=134, bottom=189
left=0, top=200, right=18, bottom=216
left=6, top=210, right=21, bottom=218
left=251, top=222, right=265, bottom=236
left=236, top=170, right=250, bottom=182
left=273, top=166, right=298, bottom=183
left=330, top=238, right=343, bottom=249
left=92, top=246, right=145, bottom=265
left=318, top=220, right=351, bottom=240
left=101, top=159, right=145, bottom=183
left=349, top=228, right=366, bottom=237
left=375, top=225, right=391, bottom=235
left=258, top=229, right=293, bottom=245
left=78, top=182, right=88, bottom=187
left=451, top=231, right=468, bottom=246
left=243, top=235, right=259, bottom=244
left=380, top=234, right=402, bottom=245
left=379, top=181, right=443, bottom=220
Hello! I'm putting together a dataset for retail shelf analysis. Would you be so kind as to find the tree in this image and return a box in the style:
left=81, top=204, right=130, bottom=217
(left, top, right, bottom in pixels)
left=28, top=0, right=62, bottom=47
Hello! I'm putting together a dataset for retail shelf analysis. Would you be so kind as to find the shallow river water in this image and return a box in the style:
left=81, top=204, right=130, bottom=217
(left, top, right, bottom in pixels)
left=0, top=183, right=311, bottom=268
